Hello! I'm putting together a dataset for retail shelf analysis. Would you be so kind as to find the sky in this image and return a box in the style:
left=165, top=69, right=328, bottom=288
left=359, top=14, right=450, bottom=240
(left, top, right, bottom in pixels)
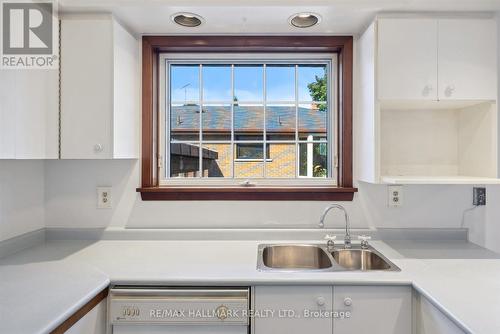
left=170, top=64, right=327, bottom=103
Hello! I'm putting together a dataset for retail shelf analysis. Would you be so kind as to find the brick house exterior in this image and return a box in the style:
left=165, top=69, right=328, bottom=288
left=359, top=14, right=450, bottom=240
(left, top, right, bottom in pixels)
left=170, top=105, right=327, bottom=178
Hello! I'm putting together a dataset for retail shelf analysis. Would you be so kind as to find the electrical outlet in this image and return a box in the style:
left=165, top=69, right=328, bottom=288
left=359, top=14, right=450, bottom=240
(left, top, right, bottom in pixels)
left=473, top=187, right=486, bottom=206
left=388, top=185, right=403, bottom=207
left=97, top=187, right=112, bottom=209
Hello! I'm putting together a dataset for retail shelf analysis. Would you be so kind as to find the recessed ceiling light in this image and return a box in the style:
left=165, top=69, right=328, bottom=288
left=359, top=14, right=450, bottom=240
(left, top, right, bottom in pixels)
left=289, top=13, right=320, bottom=28
left=172, top=12, right=203, bottom=27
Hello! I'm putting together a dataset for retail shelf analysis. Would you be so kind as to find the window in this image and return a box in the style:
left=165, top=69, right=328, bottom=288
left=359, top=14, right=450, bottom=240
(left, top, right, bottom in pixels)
left=140, top=36, right=355, bottom=200
left=161, top=56, right=335, bottom=184
left=235, top=141, right=271, bottom=161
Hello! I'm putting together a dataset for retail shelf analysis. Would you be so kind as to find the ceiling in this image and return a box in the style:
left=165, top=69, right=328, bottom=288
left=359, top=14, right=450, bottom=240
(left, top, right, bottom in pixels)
left=59, top=0, right=500, bottom=35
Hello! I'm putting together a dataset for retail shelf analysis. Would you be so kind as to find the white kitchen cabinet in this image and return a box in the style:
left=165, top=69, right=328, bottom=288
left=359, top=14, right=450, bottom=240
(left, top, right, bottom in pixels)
left=415, top=294, right=466, bottom=334
left=333, top=285, right=412, bottom=334
left=61, top=14, right=139, bottom=159
left=438, top=19, right=497, bottom=101
left=253, top=286, right=333, bottom=334
left=0, top=69, right=58, bottom=159
left=377, top=17, right=497, bottom=102
left=378, top=18, right=438, bottom=100
left=66, top=299, right=106, bottom=334
left=357, top=16, right=499, bottom=184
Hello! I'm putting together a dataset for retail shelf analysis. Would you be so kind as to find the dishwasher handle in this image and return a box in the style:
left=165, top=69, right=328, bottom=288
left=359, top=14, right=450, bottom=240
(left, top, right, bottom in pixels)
left=110, top=287, right=249, bottom=299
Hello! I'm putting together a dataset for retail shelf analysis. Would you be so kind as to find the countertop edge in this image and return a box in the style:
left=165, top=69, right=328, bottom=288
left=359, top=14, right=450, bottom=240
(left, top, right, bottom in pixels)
left=40, top=279, right=110, bottom=334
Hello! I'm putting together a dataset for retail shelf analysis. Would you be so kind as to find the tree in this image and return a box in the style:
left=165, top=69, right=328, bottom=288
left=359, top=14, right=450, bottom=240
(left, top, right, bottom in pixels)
left=307, top=74, right=327, bottom=112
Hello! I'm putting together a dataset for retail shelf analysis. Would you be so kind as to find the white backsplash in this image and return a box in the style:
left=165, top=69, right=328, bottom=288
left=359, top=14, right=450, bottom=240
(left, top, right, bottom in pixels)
left=0, top=161, right=45, bottom=241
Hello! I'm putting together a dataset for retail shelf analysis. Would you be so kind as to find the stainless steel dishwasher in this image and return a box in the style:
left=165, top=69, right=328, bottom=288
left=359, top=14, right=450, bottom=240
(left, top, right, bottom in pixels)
left=108, top=286, right=250, bottom=334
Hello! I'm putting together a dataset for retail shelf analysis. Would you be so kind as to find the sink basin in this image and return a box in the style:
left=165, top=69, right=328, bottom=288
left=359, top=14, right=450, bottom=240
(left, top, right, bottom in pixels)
left=260, top=245, right=332, bottom=270
left=257, top=244, right=400, bottom=272
left=332, top=248, right=392, bottom=270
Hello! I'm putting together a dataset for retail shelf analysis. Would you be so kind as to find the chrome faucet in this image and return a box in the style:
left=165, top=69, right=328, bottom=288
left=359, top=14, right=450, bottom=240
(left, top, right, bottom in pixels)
left=319, top=204, right=351, bottom=249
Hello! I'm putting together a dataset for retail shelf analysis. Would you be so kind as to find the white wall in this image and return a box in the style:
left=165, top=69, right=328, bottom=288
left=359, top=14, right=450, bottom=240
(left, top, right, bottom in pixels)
left=479, top=13, right=500, bottom=253
left=42, top=32, right=488, bottom=235
left=0, top=161, right=45, bottom=241
left=44, top=159, right=484, bottom=231
left=1, top=20, right=497, bottom=249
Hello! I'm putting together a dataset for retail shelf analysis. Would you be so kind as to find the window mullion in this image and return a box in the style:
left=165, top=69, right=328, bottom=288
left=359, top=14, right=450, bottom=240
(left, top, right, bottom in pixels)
left=263, top=63, right=267, bottom=178
left=199, top=64, right=203, bottom=178
left=295, top=64, right=299, bottom=178
left=231, top=64, right=235, bottom=178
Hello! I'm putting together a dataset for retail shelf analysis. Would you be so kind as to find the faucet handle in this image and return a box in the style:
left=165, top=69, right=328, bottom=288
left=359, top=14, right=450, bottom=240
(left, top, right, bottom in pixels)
left=325, top=235, right=336, bottom=251
left=358, top=235, right=371, bottom=249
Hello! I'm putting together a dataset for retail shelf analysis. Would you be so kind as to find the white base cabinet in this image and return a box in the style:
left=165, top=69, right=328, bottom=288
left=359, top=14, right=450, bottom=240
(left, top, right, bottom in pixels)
left=253, top=285, right=411, bottom=334
left=253, top=286, right=333, bottom=334
left=60, top=14, right=139, bottom=159
left=66, top=299, right=106, bottom=334
left=415, top=294, right=466, bottom=334
left=333, top=285, right=412, bottom=334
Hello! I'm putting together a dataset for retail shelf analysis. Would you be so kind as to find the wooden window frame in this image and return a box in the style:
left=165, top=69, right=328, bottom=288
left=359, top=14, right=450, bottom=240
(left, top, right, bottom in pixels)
left=138, top=36, right=356, bottom=201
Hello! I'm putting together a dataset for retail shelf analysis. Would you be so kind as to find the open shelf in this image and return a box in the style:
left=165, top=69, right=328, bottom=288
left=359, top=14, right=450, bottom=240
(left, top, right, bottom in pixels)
left=382, top=175, right=500, bottom=185
left=378, top=101, right=498, bottom=184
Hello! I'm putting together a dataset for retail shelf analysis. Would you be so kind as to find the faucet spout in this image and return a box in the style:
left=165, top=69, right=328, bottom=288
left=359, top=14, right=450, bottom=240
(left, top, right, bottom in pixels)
left=318, top=204, right=351, bottom=249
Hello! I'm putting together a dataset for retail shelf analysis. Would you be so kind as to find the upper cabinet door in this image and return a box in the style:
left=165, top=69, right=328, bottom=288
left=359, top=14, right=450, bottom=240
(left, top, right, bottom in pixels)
left=378, top=18, right=438, bottom=100
left=0, top=70, right=58, bottom=159
left=438, top=19, right=497, bottom=101
left=61, top=15, right=139, bottom=159
left=61, top=17, right=114, bottom=159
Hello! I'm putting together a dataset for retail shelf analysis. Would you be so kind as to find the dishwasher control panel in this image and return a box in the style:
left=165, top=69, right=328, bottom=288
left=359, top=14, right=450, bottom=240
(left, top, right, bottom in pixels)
left=109, top=287, right=250, bottom=325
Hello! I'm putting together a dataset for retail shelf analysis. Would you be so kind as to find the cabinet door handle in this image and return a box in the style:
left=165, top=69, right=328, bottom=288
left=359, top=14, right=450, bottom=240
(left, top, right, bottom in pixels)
left=422, top=84, right=433, bottom=97
left=94, top=144, right=103, bottom=153
left=343, top=297, right=352, bottom=306
left=445, top=85, right=455, bottom=97
left=316, top=296, right=326, bottom=306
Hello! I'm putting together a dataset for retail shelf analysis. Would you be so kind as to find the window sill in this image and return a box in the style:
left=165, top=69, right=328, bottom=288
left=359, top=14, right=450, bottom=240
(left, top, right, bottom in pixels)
left=137, top=186, right=357, bottom=201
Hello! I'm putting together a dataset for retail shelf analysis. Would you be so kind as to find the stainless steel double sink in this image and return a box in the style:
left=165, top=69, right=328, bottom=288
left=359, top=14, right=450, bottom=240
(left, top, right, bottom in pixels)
left=257, top=244, right=400, bottom=272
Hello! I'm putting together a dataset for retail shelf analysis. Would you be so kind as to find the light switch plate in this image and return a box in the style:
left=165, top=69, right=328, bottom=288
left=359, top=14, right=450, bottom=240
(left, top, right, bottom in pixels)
left=388, top=185, right=403, bottom=207
left=97, top=187, right=112, bottom=209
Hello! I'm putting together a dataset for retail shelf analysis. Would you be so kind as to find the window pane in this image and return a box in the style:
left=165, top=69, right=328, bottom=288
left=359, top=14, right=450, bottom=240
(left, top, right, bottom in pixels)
left=166, top=60, right=332, bottom=181
left=202, top=143, right=232, bottom=178
left=170, top=143, right=200, bottom=178
left=203, top=65, right=231, bottom=101
left=234, top=65, right=263, bottom=102
left=234, top=104, right=264, bottom=140
left=299, top=142, right=328, bottom=178
left=298, top=103, right=327, bottom=140
left=234, top=146, right=264, bottom=178
left=170, top=65, right=199, bottom=102
left=266, top=65, right=295, bottom=101
left=265, top=143, right=296, bottom=178
left=202, top=104, right=231, bottom=141
left=298, top=65, right=327, bottom=102
left=235, top=143, right=269, bottom=160
left=170, top=104, right=200, bottom=141
left=266, top=104, right=295, bottom=141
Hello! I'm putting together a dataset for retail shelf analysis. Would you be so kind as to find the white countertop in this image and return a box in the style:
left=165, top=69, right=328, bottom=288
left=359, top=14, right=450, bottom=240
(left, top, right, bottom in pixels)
left=1, top=238, right=499, bottom=334
left=0, top=260, right=109, bottom=334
